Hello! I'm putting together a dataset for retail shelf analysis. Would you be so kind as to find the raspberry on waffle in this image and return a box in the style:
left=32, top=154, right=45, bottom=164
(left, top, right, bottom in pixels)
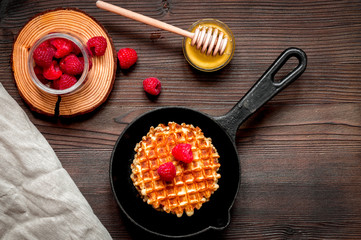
left=130, top=122, right=221, bottom=217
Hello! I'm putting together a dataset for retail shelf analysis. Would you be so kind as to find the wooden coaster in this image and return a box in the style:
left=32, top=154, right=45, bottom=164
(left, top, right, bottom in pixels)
left=12, top=8, right=117, bottom=117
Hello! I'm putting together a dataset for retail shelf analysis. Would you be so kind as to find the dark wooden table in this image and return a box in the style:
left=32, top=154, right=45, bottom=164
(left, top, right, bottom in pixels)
left=1, top=0, right=361, bottom=239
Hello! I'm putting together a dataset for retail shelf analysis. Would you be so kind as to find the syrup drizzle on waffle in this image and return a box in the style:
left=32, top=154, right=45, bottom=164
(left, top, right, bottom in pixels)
left=130, top=122, right=221, bottom=217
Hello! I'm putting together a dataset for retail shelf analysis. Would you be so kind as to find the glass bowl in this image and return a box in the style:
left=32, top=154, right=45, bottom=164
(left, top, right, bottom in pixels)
left=28, top=32, right=89, bottom=95
left=182, top=19, right=235, bottom=72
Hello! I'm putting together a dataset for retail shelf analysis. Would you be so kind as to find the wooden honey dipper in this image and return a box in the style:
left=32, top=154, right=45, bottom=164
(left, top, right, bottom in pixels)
left=96, top=0, right=228, bottom=56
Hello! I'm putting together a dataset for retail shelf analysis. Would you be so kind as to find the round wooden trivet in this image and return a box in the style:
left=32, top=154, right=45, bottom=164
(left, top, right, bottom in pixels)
left=12, top=8, right=117, bottom=117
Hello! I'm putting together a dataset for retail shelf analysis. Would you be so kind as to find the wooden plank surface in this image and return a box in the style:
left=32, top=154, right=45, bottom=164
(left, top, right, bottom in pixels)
left=1, top=0, right=361, bottom=239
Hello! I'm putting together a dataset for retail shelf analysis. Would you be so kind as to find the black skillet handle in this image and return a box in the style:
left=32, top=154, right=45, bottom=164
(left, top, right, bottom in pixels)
left=214, top=47, right=307, bottom=140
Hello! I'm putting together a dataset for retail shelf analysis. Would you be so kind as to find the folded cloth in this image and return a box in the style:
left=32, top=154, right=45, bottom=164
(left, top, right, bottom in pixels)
left=0, top=83, right=112, bottom=240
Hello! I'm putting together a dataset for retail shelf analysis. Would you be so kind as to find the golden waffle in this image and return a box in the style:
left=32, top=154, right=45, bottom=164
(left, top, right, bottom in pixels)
left=130, top=122, right=221, bottom=217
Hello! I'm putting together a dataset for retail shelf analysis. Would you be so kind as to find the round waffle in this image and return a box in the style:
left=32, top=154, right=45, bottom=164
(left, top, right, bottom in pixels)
left=130, top=122, right=221, bottom=217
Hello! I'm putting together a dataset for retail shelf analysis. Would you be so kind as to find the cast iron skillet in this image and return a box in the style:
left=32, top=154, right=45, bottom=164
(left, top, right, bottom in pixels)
left=110, top=48, right=307, bottom=238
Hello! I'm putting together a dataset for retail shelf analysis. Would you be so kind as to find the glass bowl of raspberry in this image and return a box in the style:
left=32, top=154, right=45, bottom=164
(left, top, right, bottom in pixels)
left=28, top=32, right=90, bottom=95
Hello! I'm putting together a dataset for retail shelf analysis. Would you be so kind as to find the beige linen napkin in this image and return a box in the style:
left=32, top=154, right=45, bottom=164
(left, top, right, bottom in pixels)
left=0, top=83, right=112, bottom=239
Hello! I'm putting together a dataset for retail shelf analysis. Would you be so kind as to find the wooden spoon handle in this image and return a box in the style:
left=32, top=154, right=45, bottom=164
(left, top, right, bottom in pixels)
left=96, top=0, right=194, bottom=39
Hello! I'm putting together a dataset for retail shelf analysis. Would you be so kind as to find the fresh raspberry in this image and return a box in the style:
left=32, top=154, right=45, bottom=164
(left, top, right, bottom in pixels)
left=33, top=66, right=48, bottom=85
left=143, top=77, right=161, bottom=96
left=38, top=40, right=51, bottom=48
left=157, top=162, right=176, bottom=182
left=50, top=38, right=73, bottom=58
left=52, top=74, right=77, bottom=90
left=79, top=56, right=92, bottom=71
left=117, top=48, right=138, bottom=69
left=43, top=60, right=62, bottom=80
left=71, top=42, right=81, bottom=55
left=87, top=36, right=107, bottom=56
left=33, top=44, right=55, bottom=68
left=59, top=54, right=84, bottom=75
left=172, top=144, right=193, bottom=163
